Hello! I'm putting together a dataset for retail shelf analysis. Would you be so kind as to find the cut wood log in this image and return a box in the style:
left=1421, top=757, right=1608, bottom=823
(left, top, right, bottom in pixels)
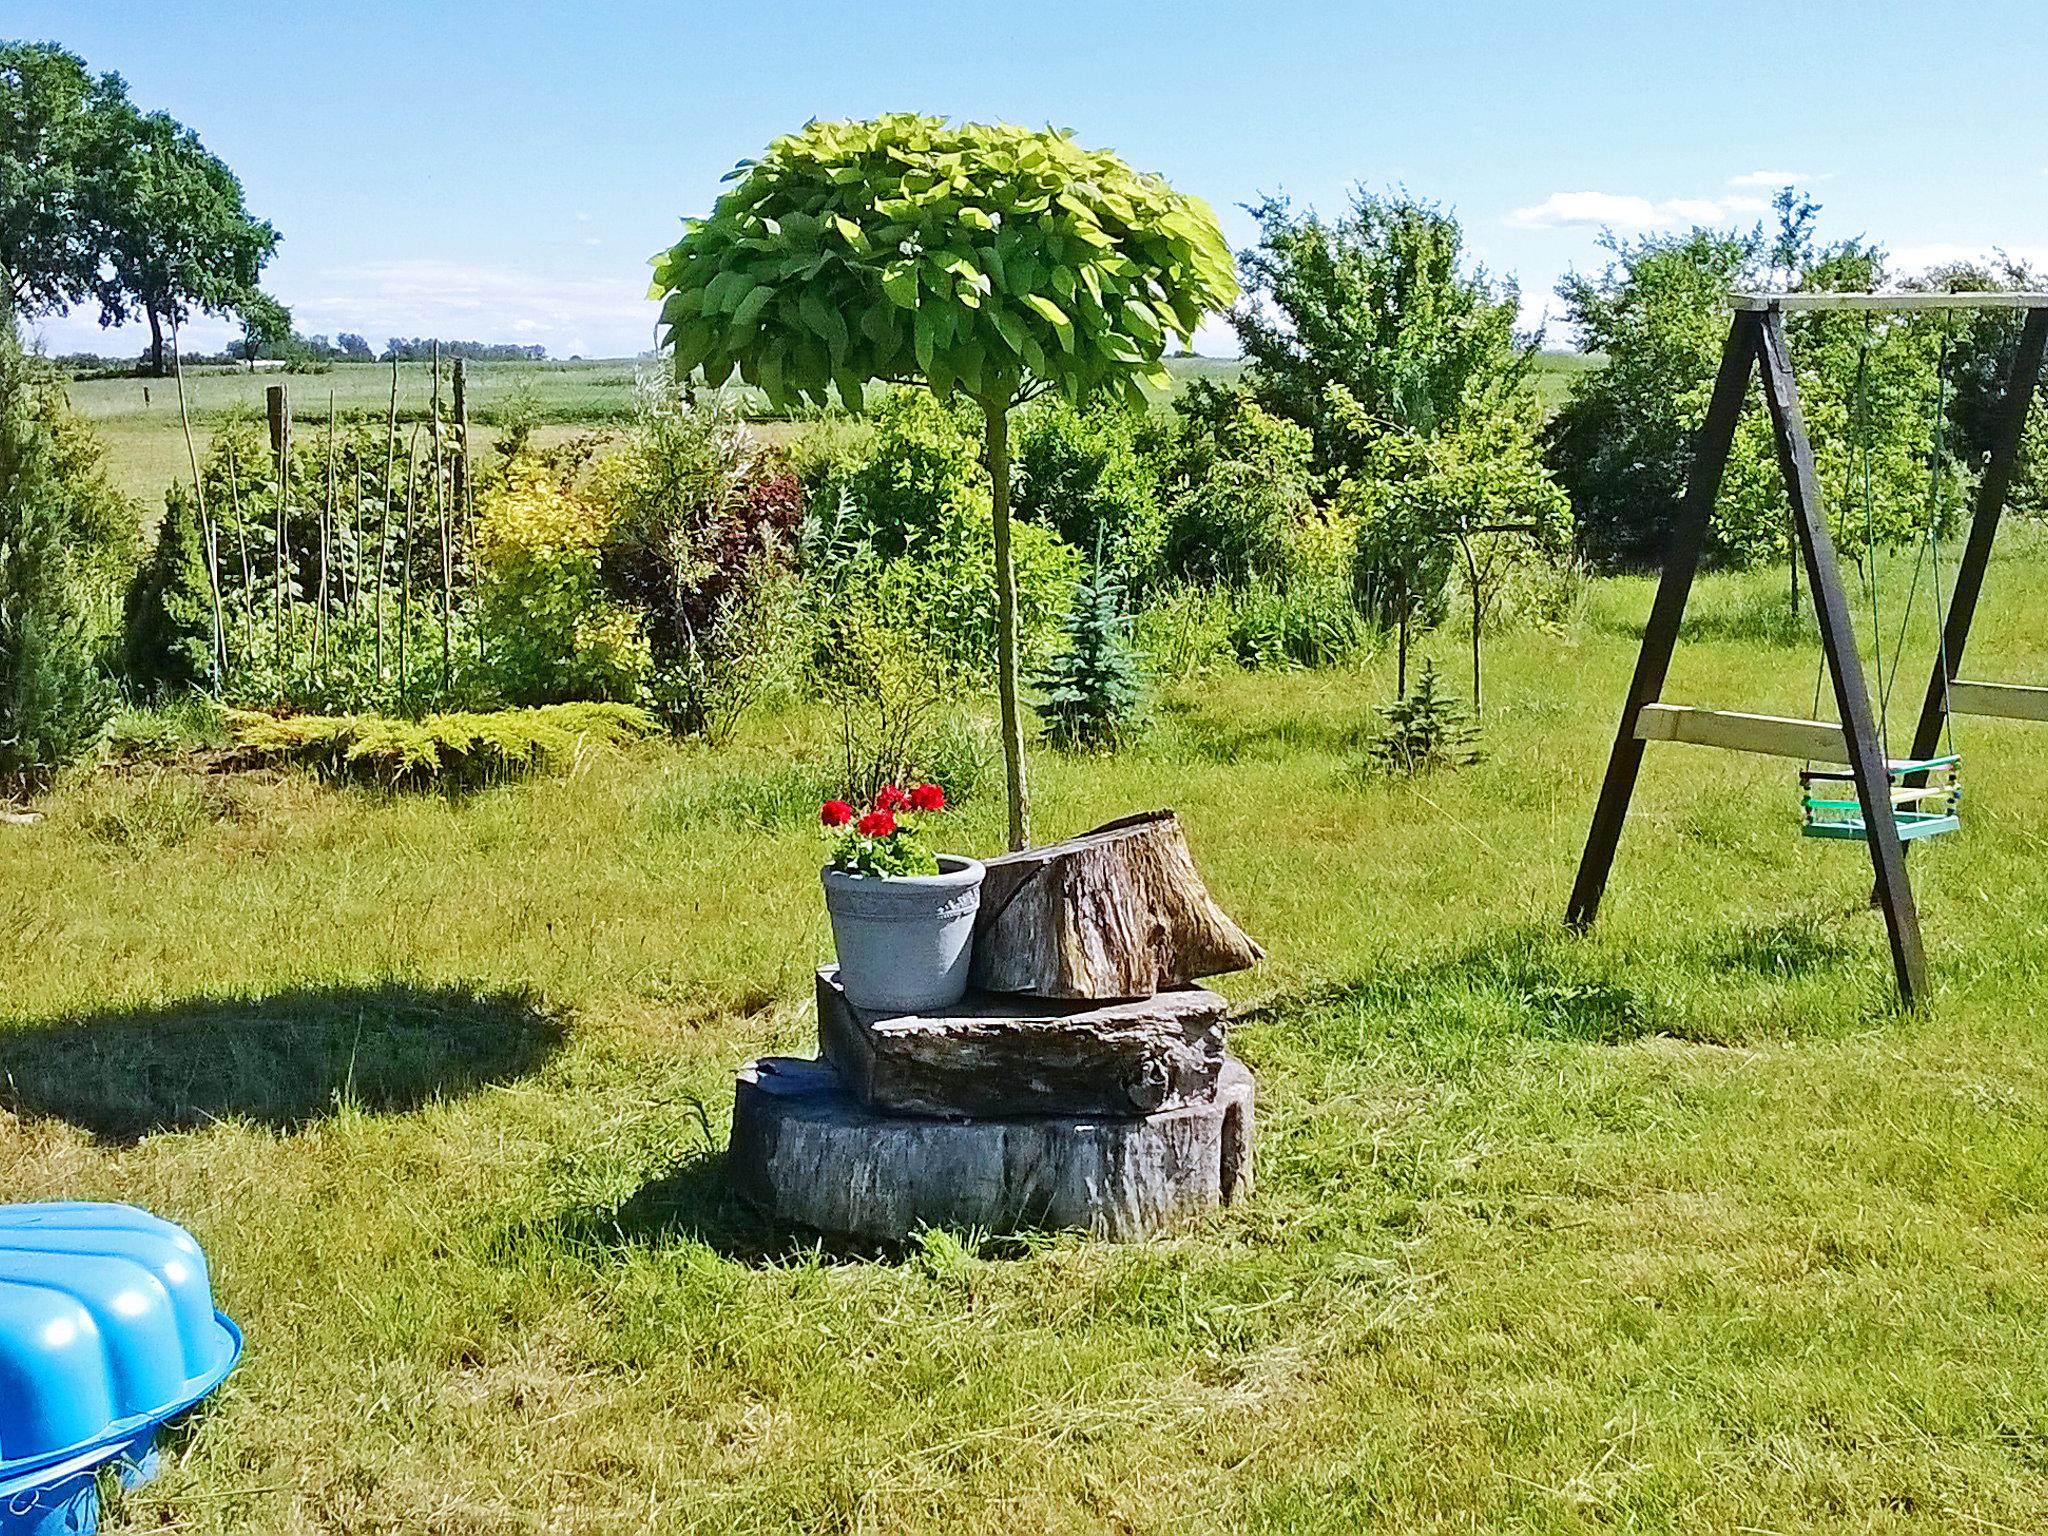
left=728, top=1055, right=1254, bottom=1243
left=815, top=965, right=1227, bottom=1118
left=970, top=810, right=1262, bottom=998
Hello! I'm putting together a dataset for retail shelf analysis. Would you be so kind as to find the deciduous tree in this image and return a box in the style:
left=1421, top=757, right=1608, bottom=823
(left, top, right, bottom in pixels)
left=652, top=115, right=1238, bottom=847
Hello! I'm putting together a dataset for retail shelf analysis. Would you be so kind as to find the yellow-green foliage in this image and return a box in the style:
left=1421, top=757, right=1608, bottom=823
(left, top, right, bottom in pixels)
left=227, top=702, right=657, bottom=789
left=474, top=460, right=648, bottom=705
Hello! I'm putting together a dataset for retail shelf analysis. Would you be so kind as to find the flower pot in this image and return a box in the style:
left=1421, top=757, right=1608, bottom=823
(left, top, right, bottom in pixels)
left=821, top=855, right=985, bottom=1012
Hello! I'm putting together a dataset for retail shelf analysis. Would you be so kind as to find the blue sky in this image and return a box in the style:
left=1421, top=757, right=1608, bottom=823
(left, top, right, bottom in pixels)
left=17, top=0, right=2048, bottom=360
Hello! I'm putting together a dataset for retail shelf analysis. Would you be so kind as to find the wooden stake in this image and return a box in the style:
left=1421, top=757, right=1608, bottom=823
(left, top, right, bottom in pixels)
left=398, top=425, right=421, bottom=710
left=378, top=359, right=397, bottom=682
left=170, top=321, right=226, bottom=690
left=267, top=382, right=289, bottom=669
left=433, top=342, right=452, bottom=692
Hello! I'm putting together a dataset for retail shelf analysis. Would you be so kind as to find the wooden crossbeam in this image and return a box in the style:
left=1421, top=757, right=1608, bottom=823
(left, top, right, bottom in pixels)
left=1732, top=292, right=2048, bottom=312
left=1634, top=704, right=1847, bottom=762
left=1946, top=680, right=2048, bottom=722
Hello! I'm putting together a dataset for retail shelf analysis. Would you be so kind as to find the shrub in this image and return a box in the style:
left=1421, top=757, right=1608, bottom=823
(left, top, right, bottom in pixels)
left=840, top=391, right=988, bottom=556
left=474, top=459, right=647, bottom=706
left=226, top=701, right=657, bottom=789
left=1160, top=397, right=1318, bottom=587
left=122, top=481, right=218, bottom=695
left=591, top=395, right=808, bottom=740
left=1132, top=583, right=1235, bottom=682
left=1015, top=400, right=1168, bottom=589
left=1035, top=564, right=1144, bottom=751
left=871, top=503, right=1079, bottom=680
left=0, top=310, right=116, bottom=795
left=1362, top=662, right=1480, bottom=777
left=1226, top=573, right=1373, bottom=670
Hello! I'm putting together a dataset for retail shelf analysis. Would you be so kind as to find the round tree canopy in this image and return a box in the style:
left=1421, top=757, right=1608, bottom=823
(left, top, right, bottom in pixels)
left=650, top=115, right=1239, bottom=412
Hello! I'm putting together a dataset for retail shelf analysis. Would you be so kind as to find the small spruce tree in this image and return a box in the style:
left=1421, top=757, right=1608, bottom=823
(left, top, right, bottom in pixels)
left=1363, top=661, right=1480, bottom=778
left=1034, top=563, right=1143, bottom=751
left=0, top=307, right=111, bottom=795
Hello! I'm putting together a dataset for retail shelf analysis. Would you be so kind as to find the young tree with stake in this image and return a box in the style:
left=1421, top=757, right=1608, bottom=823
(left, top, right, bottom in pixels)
left=651, top=115, right=1238, bottom=849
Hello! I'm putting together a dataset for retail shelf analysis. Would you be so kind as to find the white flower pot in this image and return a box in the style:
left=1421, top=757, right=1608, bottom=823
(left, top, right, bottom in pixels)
left=821, top=855, right=985, bottom=1012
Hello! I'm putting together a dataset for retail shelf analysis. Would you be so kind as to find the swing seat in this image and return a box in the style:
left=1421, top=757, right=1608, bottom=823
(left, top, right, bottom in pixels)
left=1799, top=755, right=1961, bottom=843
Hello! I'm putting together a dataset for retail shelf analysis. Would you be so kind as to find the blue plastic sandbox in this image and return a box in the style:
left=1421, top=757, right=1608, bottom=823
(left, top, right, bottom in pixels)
left=0, top=1204, right=241, bottom=1535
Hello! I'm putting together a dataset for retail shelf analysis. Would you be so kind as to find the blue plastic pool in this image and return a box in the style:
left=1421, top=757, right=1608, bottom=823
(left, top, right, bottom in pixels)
left=0, top=1204, right=241, bottom=1535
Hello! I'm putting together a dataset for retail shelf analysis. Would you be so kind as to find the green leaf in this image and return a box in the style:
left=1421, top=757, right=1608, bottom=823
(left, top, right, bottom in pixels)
left=732, top=284, right=777, bottom=329
left=1021, top=293, right=1071, bottom=332
left=882, top=263, right=920, bottom=309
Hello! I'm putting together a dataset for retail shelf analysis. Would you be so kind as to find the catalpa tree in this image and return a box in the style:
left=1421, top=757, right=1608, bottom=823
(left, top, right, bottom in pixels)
left=651, top=115, right=1238, bottom=849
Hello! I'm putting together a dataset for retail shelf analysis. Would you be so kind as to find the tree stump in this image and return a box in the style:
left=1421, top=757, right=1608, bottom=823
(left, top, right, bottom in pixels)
left=815, top=965, right=1227, bottom=1119
left=728, top=1055, right=1254, bottom=1243
left=969, top=810, right=1263, bottom=998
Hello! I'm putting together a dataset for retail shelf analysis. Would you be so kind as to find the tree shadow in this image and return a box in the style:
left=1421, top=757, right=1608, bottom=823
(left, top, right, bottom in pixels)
left=0, top=982, right=567, bottom=1142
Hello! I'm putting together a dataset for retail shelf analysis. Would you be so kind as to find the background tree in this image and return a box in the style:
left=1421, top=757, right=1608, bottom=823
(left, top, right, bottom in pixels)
left=1546, top=192, right=1946, bottom=571
left=652, top=114, right=1238, bottom=848
left=89, top=103, right=281, bottom=375
left=1232, top=190, right=1532, bottom=477
left=0, top=42, right=121, bottom=316
left=236, top=292, right=292, bottom=368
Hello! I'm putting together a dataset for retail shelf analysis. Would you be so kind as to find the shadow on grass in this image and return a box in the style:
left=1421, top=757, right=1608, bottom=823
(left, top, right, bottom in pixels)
left=0, top=983, right=566, bottom=1141
left=543, top=1152, right=900, bottom=1267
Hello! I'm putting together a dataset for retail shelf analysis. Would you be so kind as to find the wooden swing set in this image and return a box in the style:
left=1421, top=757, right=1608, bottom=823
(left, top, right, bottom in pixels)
left=1567, top=292, right=2048, bottom=1005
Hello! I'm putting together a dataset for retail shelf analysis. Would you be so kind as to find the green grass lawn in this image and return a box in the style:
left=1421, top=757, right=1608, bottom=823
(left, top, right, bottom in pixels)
left=6, top=543, right=2048, bottom=1532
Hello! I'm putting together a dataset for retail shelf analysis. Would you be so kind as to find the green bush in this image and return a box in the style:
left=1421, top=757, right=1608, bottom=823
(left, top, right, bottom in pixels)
left=226, top=701, right=658, bottom=790
left=840, top=391, right=988, bottom=556
left=1362, top=661, right=1480, bottom=777
left=475, top=459, right=648, bottom=706
left=122, top=481, right=218, bottom=695
left=0, top=310, right=119, bottom=795
left=1225, top=573, right=1373, bottom=670
left=1160, top=397, right=1318, bottom=587
left=1015, top=400, right=1168, bottom=588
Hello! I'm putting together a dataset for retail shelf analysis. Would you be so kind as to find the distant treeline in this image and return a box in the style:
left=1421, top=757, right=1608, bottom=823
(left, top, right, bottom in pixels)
left=52, top=333, right=552, bottom=375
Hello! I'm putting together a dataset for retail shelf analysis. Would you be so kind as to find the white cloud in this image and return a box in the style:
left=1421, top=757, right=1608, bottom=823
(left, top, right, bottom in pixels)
left=295, top=257, right=659, bottom=356
left=1886, top=242, right=2048, bottom=278
left=1505, top=190, right=1766, bottom=233
left=1728, top=169, right=1810, bottom=188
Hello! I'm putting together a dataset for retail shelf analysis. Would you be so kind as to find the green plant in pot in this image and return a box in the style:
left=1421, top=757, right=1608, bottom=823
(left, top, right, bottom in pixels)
left=819, top=782, right=983, bottom=1012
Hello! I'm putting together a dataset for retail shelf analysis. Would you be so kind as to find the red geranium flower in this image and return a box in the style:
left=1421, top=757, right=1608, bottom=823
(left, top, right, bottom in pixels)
left=873, top=784, right=908, bottom=813
left=908, top=782, right=945, bottom=812
left=856, top=809, right=897, bottom=837
left=819, top=799, right=855, bottom=827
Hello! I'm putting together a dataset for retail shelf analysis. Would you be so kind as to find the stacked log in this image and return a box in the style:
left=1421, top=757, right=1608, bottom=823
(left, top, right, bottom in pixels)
left=728, top=813, right=1259, bottom=1243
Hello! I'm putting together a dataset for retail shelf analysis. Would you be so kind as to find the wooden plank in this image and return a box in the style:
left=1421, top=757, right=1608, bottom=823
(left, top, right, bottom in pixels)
left=1635, top=704, right=1847, bottom=761
left=1946, top=679, right=2048, bottom=723
left=1567, top=312, right=1761, bottom=931
left=1758, top=309, right=1927, bottom=1005
left=1908, top=308, right=2048, bottom=763
left=1732, top=292, right=2048, bottom=312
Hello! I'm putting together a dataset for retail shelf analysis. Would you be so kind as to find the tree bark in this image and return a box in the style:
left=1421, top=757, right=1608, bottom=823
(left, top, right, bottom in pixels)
left=970, top=810, right=1264, bottom=998
left=984, top=401, right=1028, bottom=851
left=146, top=306, right=167, bottom=377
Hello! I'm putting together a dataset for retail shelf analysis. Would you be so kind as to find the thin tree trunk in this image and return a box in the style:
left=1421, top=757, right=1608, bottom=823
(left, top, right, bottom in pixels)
left=377, top=360, right=397, bottom=681
left=224, top=436, right=256, bottom=654
left=169, top=321, right=226, bottom=690
left=147, top=306, right=167, bottom=377
left=398, top=425, right=421, bottom=711
left=454, top=358, right=480, bottom=671
left=317, top=392, right=336, bottom=673
left=1456, top=529, right=1483, bottom=717
left=270, top=383, right=289, bottom=672
left=1396, top=610, right=1409, bottom=698
left=984, top=401, right=1028, bottom=851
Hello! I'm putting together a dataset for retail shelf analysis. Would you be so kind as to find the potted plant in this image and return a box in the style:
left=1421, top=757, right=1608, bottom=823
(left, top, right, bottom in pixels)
left=820, top=783, right=984, bottom=1012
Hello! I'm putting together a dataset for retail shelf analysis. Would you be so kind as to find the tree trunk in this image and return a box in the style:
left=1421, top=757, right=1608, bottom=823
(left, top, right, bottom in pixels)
left=970, top=810, right=1264, bottom=998
left=146, top=307, right=167, bottom=377
left=984, top=401, right=1028, bottom=851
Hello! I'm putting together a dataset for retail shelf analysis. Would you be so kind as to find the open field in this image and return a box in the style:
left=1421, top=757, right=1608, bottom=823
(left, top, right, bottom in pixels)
left=6, top=540, right=2048, bottom=1532
left=66, top=351, right=1589, bottom=507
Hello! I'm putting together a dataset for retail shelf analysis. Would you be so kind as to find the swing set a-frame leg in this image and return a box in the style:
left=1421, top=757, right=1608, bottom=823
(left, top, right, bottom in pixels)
left=1566, top=312, right=1761, bottom=931
left=1567, top=306, right=1932, bottom=1007
left=1905, top=306, right=2048, bottom=766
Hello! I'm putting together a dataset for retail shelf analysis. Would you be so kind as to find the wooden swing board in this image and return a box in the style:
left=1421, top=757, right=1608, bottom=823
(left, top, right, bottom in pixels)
left=1804, top=814, right=1960, bottom=844
left=1633, top=703, right=1847, bottom=762
left=1945, top=680, right=2048, bottom=723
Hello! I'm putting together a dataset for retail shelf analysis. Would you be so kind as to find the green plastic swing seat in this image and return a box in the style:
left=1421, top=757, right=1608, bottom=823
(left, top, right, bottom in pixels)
left=1799, top=755, right=1961, bottom=843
